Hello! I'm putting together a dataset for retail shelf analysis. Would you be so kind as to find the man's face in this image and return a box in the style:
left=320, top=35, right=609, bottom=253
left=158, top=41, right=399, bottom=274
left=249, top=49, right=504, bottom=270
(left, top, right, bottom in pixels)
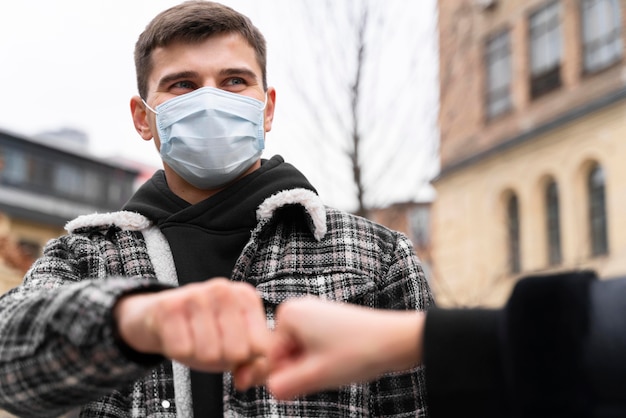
left=132, top=32, right=275, bottom=150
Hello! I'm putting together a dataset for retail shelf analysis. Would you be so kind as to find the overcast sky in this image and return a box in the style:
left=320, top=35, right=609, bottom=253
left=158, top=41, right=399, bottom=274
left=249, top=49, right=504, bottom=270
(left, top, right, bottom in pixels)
left=0, top=0, right=439, bottom=211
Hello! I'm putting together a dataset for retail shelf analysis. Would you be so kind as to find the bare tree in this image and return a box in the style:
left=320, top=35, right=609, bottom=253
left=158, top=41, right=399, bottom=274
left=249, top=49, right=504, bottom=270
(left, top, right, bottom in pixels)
left=349, top=3, right=368, bottom=217
left=272, top=0, right=439, bottom=217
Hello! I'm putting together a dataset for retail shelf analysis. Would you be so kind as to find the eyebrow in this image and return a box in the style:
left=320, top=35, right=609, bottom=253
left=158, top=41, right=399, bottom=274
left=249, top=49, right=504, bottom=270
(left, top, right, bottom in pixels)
left=156, top=67, right=260, bottom=91
left=218, top=67, right=259, bottom=82
left=156, top=71, right=200, bottom=91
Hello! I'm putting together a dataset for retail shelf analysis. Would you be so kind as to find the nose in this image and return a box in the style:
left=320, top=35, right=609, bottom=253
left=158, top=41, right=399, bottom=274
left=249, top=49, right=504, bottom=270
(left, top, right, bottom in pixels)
left=200, top=78, right=219, bottom=89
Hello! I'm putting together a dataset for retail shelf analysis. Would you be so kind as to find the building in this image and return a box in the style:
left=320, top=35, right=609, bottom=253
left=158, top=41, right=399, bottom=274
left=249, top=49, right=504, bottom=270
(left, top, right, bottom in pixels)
left=0, top=129, right=140, bottom=293
left=369, top=201, right=433, bottom=280
left=432, top=0, right=626, bottom=307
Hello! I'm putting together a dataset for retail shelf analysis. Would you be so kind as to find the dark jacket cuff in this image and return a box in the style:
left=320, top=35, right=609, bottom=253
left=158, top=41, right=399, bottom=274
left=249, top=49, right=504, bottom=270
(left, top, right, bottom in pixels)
left=424, top=308, right=507, bottom=417
left=502, top=270, right=595, bottom=417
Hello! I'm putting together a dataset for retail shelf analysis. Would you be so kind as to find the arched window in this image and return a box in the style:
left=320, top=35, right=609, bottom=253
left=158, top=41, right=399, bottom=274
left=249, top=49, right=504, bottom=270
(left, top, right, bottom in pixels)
left=507, top=193, right=521, bottom=274
left=546, top=180, right=562, bottom=265
left=588, top=164, right=608, bottom=256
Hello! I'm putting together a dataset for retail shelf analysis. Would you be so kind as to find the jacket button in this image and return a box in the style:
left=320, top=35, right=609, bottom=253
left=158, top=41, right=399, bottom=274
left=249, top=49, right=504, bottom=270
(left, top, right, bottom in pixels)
left=161, top=400, right=171, bottom=409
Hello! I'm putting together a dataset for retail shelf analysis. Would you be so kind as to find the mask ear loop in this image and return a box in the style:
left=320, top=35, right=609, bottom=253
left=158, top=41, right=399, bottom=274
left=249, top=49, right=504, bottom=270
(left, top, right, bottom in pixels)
left=261, top=91, right=268, bottom=111
left=142, top=99, right=159, bottom=115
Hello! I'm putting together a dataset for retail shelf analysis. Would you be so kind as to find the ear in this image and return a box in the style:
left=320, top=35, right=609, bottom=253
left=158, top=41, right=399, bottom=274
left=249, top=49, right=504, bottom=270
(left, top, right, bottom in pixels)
left=263, top=87, right=276, bottom=133
left=130, top=96, right=155, bottom=141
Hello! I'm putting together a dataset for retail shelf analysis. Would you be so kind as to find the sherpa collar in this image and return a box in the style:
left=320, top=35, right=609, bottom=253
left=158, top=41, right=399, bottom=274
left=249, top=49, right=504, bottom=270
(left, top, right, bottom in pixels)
left=257, top=188, right=327, bottom=241
left=65, top=189, right=327, bottom=240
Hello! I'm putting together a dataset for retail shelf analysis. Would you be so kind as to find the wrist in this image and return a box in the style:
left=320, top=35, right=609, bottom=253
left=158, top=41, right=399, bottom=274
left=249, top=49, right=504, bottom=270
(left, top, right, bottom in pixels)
left=114, top=292, right=160, bottom=354
left=386, top=311, right=425, bottom=372
left=361, top=310, right=425, bottom=377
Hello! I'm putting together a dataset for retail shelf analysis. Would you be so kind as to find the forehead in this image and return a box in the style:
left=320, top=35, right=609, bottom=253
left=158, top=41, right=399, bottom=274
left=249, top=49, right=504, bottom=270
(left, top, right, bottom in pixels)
left=147, top=33, right=261, bottom=88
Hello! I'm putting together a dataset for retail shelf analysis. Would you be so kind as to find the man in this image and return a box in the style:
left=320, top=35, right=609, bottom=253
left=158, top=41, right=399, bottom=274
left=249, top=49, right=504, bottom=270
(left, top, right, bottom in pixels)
left=0, top=1, right=433, bottom=416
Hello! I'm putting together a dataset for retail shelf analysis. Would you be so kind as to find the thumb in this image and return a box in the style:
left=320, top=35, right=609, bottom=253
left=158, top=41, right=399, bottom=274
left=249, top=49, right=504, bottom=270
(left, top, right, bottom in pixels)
left=268, top=355, right=327, bottom=400
left=233, top=356, right=269, bottom=392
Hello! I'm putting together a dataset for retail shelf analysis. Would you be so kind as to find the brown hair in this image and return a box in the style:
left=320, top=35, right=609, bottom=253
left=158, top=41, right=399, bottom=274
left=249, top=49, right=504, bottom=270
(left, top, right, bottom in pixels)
left=134, top=0, right=267, bottom=99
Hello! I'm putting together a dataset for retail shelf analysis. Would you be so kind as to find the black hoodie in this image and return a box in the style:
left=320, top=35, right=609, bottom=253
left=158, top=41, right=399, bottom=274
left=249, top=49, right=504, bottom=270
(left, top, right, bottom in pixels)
left=123, top=155, right=316, bottom=416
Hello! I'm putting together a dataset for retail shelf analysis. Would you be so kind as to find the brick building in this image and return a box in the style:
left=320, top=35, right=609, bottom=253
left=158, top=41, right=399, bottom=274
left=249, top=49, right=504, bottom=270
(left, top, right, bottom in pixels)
left=369, top=201, right=433, bottom=280
left=432, top=0, right=626, bottom=306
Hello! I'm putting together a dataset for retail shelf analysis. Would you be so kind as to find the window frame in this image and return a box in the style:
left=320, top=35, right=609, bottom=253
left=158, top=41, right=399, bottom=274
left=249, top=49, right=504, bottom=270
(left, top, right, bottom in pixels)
left=507, top=193, right=521, bottom=274
left=529, top=1, right=563, bottom=98
left=546, top=179, right=562, bottom=266
left=485, top=28, right=513, bottom=119
left=588, top=163, right=609, bottom=256
left=581, top=0, right=623, bottom=73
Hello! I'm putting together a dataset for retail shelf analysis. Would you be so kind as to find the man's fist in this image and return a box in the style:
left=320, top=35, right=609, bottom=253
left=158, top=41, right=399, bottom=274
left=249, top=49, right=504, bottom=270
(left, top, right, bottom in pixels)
left=114, top=278, right=269, bottom=374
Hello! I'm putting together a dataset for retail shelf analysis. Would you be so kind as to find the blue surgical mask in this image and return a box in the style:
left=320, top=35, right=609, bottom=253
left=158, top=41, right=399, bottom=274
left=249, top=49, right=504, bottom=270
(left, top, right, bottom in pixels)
left=143, top=87, right=266, bottom=189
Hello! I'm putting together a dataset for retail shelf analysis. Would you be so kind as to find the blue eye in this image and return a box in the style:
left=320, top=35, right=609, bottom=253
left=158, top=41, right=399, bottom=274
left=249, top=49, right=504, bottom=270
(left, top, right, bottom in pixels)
left=228, top=78, right=244, bottom=85
left=172, top=80, right=195, bottom=90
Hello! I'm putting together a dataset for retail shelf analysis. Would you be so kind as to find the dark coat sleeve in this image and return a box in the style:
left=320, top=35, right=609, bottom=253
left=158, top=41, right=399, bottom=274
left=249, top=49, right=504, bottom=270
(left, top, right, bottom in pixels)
left=424, top=270, right=597, bottom=418
left=584, top=275, right=626, bottom=417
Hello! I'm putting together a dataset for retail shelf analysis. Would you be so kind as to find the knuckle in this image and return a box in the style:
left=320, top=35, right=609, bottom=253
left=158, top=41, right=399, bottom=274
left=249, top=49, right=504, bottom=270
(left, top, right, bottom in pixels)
left=207, top=279, right=233, bottom=303
left=197, top=344, right=221, bottom=365
left=166, top=341, right=194, bottom=361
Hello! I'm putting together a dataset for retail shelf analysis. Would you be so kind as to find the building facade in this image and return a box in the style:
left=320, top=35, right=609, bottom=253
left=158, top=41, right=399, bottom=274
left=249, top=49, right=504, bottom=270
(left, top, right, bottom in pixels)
left=0, top=129, right=140, bottom=294
left=433, top=0, right=626, bottom=306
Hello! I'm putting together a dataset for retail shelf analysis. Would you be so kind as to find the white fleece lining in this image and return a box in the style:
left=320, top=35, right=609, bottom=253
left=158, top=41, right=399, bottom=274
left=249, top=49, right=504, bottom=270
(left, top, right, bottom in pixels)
left=142, top=225, right=192, bottom=418
left=66, top=212, right=193, bottom=416
left=65, top=211, right=151, bottom=233
left=256, top=188, right=327, bottom=241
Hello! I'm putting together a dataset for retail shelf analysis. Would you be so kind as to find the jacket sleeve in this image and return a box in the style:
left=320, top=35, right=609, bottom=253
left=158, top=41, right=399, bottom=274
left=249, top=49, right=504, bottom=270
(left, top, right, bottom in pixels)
left=370, top=232, right=434, bottom=418
left=0, top=233, right=166, bottom=417
left=424, top=270, right=596, bottom=418
left=423, top=308, right=505, bottom=417
left=574, top=274, right=626, bottom=416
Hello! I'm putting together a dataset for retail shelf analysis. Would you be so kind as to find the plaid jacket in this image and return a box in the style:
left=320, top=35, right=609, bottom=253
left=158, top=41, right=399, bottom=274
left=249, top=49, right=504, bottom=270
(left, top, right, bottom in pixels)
left=0, top=188, right=433, bottom=417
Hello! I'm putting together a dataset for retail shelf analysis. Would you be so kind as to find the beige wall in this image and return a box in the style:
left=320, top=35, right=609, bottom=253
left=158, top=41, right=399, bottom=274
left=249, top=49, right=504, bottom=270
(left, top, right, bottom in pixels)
left=0, top=216, right=64, bottom=295
left=10, top=218, right=65, bottom=248
left=432, top=100, right=626, bottom=307
left=434, top=0, right=626, bottom=307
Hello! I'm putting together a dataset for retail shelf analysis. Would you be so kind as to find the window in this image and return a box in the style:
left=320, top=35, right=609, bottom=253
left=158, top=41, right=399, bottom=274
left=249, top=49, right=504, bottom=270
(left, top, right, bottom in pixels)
left=507, top=193, right=521, bottom=274
left=54, top=164, right=83, bottom=197
left=485, top=30, right=512, bottom=119
left=588, top=164, right=609, bottom=256
left=1, top=148, right=28, bottom=185
left=408, top=205, right=430, bottom=248
left=83, top=171, right=104, bottom=201
left=546, top=180, right=562, bottom=265
left=108, top=181, right=123, bottom=205
left=529, top=2, right=562, bottom=98
left=30, top=156, right=54, bottom=190
left=581, top=0, right=622, bottom=72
